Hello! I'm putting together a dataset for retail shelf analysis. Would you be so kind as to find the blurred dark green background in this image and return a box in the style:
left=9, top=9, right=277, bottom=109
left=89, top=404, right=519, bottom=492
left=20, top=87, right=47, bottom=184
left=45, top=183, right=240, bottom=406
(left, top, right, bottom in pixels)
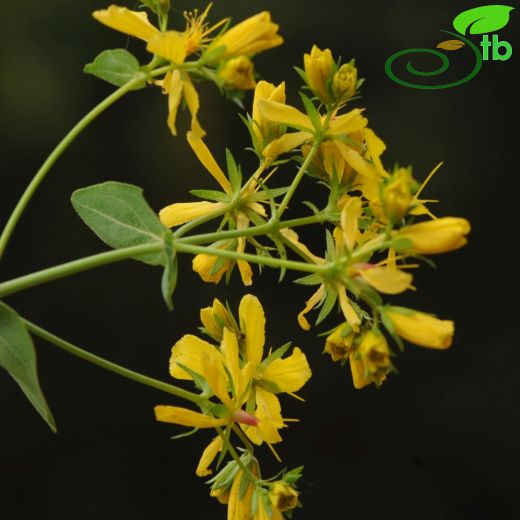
left=1, top=1, right=518, bottom=518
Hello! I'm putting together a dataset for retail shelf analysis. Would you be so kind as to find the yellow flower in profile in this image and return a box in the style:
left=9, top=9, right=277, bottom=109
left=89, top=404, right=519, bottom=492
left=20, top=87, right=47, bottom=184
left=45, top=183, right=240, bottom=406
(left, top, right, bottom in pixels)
left=395, top=217, right=471, bottom=255
left=92, top=6, right=205, bottom=136
left=226, top=468, right=256, bottom=519
left=207, top=11, right=283, bottom=60
left=304, top=45, right=335, bottom=103
left=159, top=132, right=269, bottom=285
left=200, top=298, right=239, bottom=342
left=380, top=166, right=416, bottom=222
left=218, top=56, right=257, bottom=90
left=386, top=307, right=454, bottom=349
left=349, top=329, right=391, bottom=389
left=325, top=324, right=356, bottom=362
left=269, top=481, right=299, bottom=513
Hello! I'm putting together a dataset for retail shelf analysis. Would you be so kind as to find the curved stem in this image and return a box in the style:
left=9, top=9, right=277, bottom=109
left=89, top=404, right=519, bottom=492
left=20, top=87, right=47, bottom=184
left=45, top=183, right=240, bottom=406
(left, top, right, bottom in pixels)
left=0, top=242, right=163, bottom=298
left=0, top=74, right=148, bottom=260
left=23, top=318, right=204, bottom=405
left=175, top=242, right=328, bottom=274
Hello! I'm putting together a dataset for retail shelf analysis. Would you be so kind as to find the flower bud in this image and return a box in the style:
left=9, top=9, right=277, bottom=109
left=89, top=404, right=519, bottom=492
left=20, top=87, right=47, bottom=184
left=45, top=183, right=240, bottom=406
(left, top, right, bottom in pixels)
left=269, top=481, right=299, bottom=512
left=350, top=330, right=391, bottom=388
left=218, top=56, right=256, bottom=90
left=386, top=307, right=454, bottom=349
left=304, top=45, right=335, bottom=103
left=200, top=298, right=238, bottom=341
left=381, top=166, right=416, bottom=221
left=394, top=217, right=471, bottom=255
left=332, top=60, right=358, bottom=101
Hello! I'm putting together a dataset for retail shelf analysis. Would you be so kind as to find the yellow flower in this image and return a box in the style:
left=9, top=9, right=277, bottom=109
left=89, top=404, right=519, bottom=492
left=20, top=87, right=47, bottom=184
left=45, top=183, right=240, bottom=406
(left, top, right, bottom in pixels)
left=182, top=4, right=229, bottom=55
left=386, top=307, right=454, bottom=349
left=218, top=56, right=257, bottom=90
left=332, top=61, right=358, bottom=102
left=301, top=140, right=355, bottom=184
left=200, top=298, right=239, bottom=342
left=251, top=80, right=286, bottom=153
left=159, top=132, right=268, bottom=285
left=395, top=217, right=471, bottom=255
left=304, top=45, right=335, bottom=103
left=92, top=7, right=205, bottom=136
left=195, top=435, right=223, bottom=477
left=207, top=11, right=283, bottom=60
left=226, top=468, right=256, bottom=520
left=349, top=330, right=391, bottom=389
left=325, top=324, right=356, bottom=362
left=269, top=481, right=299, bottom=513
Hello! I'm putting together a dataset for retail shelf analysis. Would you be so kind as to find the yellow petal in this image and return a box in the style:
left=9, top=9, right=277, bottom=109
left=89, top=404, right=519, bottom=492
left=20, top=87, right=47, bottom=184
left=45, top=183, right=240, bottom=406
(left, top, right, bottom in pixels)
left=257, top=100, right=312, bottom=130
left=187, top=132, right=231, bottom=193
left=220, top=328, right=241, bottom=399
left=183, top=74, right=206, bottom=138
left=243, top=388, right=284, bottom=446
left=237, top=213, right=253, bottom=286
left=280, top=228, right=323, bottom=264
left=201, top=351, right=232, bottom=407
left=227, top=469, right=254, bottom=520
left=262, top=131, right=310, bottom=160
left=337, top=286, right=361, bottom=331
left=363, top=128, right=387, bottom=176
left=358, top=266, right=413, bottom=294
left=387, top=308, right=454, bottom=349
left=192, top=252, right=230, bottom=283
left=169, top=334, right=223, bottom=380
left=297, top=284, right=325, bottom=330
left=349, top=353, right=370, bottom=389
left=262, top=347, right=312, bottom=393
left=159, top=201, right=227, bottom=228
left=196, top=435, right=223, bottom=477
left=154, top=405, right=226, bottom=428
left=239, top=294, right=265, bottom=366
left=163, top=70, right=183, bottom=136
left=341, top=196, right=362, bottom=250
left=146, top=31, right=187, bottom=63
left=92, top=6, right=160, bottom=42
left=329, top=108, right=368, bottom=135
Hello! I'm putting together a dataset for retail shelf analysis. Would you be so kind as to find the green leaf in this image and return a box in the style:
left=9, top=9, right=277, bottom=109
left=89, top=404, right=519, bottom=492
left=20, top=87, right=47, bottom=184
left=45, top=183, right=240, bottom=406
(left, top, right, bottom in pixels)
left=293, top=273, right=323, bottom=286
left=283, top=465, right=304, bottom=485
left=0, top=303, right=56, bottom=432
left=84, top=49, right=145, bottom=89
left=225, top=149, right=242, bottom=192
left=316, top=288, right=337, bottom=325
left=71, top=181, right=166, bottom=265
left=453, top=5, right=514, bottom=35
left=299, top=92, right=321, bottom=131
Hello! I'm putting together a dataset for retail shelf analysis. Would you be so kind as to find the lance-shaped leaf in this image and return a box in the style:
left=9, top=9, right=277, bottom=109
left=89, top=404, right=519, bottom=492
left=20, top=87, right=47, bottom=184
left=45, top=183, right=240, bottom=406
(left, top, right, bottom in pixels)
left=71, top=181, right=167, bottom=265
left=0, top=303, right=56, bottom=432
left=453, top=5, right=514, bottom=35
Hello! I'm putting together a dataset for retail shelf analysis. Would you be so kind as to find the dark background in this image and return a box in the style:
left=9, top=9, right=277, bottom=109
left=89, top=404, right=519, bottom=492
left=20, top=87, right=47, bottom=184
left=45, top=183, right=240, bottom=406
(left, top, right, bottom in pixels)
left=1, top=1, right=518, bottom=518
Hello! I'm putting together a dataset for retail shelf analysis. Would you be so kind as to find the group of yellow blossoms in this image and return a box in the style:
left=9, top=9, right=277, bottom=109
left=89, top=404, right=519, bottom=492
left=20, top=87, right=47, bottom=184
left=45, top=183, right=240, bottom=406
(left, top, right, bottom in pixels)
left=91, top=2, right=470, bottom=517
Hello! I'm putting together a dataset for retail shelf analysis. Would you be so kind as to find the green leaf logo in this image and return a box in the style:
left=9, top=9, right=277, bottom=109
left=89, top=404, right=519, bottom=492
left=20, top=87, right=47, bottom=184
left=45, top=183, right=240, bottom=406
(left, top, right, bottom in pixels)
left=453, top=5, right=514, bottom=35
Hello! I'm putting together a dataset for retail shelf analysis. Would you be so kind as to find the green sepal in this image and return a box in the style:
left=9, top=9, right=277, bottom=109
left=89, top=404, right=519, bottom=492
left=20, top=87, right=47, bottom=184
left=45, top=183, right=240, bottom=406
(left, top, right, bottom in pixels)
left=325, top=229, right=336, bottom=259
left=200, top=44, right=227, bottom=65
left=175, top=362, right=210, bottom=395
left=0, top=303, right=56, bottom=432
left=390, top=237, right=413, bottom=253
left=316, top=287, right=337, bottom=325
left=170, top=427, right=199, bottom=440
left=283, top=465, right=304, bottom=485
left=293, top=273, right=323, bottom=286
left=84, top=49, right=145, bottom=89
left=256, top=378, right=281, bottom=394
left=161, top=232, right=177, bottom=310
left=386, top=305, right=416, bottom=316
left=238, top=468, right=251, bottom=500
left=248, top=186, right=290, bottom=203
left=302, top=200, right=321, bottom=215
left=189, top=189, right=228, bottom=202
left=225, top=149, right=242, bottom=192
left=299, top=92, right=321, bottom=131
left=293, top=66, right=308, bottom=85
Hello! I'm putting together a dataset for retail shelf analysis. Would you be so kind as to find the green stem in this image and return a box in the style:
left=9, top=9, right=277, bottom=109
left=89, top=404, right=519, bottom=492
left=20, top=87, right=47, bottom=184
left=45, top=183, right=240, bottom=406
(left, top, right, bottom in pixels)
left=23, top=318, right=204, bottom=405
left=178, top=214, right=326, bottom=245
left=175, top=242, right=328, bottom=274
left=0, top=242, right=162, bottom=298
left=0, top=74, right=149, bottom=260
left=231, top=423, right=254, bottom=452
left=275, top=139, right=321, bottom=219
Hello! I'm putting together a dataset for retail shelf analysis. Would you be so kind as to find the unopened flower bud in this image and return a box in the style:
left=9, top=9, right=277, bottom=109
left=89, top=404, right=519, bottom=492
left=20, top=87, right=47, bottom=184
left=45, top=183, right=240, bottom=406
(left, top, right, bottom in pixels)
left=304, top=45, right=335, bottom=103
left=218, top=56, right=256, bottom=90
left=381, top=166, right=416, bottom=221
left=332, top=60, right=358, bottom=101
